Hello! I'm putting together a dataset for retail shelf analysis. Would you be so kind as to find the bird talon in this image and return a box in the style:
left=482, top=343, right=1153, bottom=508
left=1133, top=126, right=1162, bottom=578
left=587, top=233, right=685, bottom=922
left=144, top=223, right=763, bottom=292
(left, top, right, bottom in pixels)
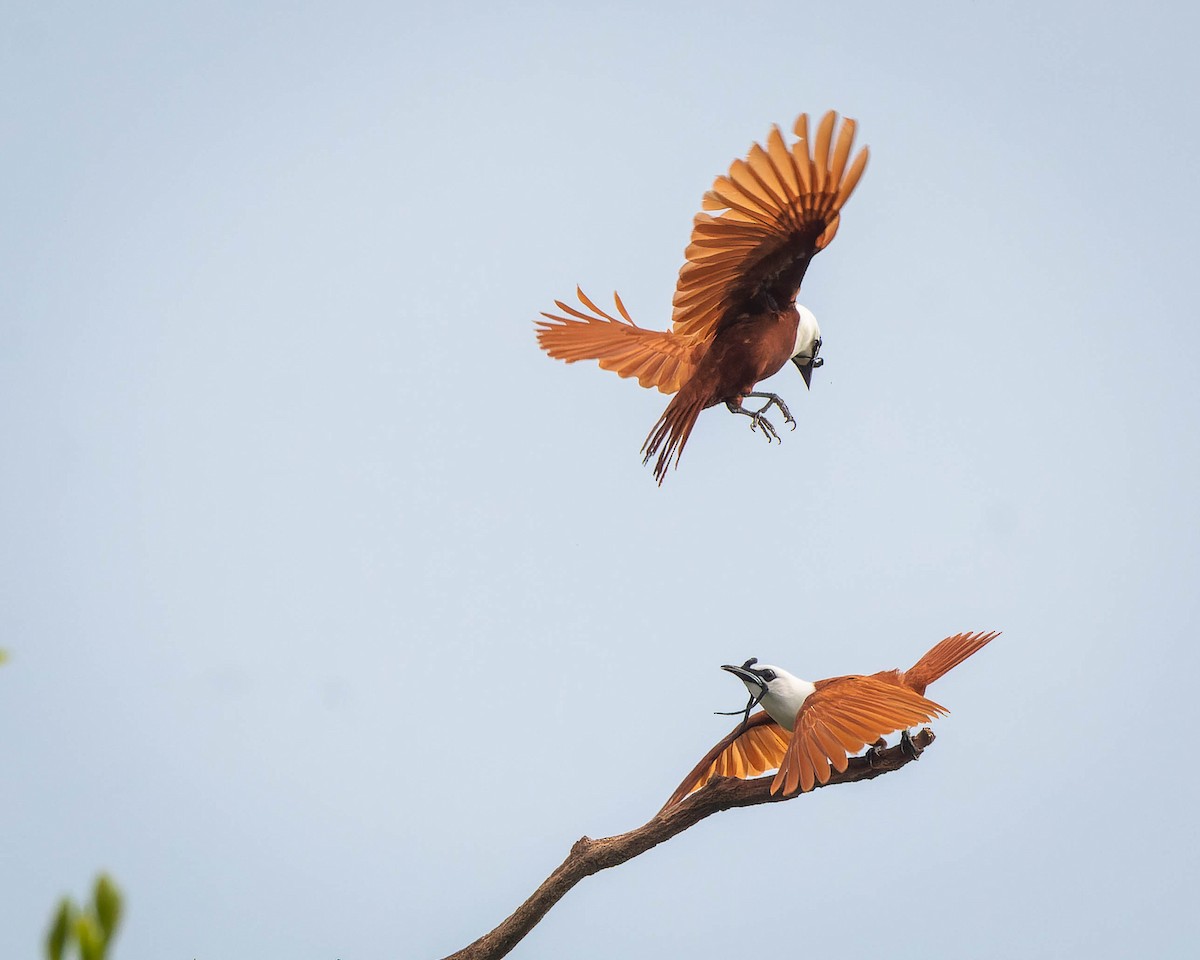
left=726, top=395, right=790, bottom=445
left=749, top=412, right=780, bottom=442
left=744, top=392, right=795, bottom=432
left=900, top=728, right=922, bottom=760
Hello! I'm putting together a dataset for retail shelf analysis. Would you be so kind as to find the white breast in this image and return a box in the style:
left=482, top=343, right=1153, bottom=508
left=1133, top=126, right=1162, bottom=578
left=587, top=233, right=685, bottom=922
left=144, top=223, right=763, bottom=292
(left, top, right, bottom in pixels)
left=760, top=670, right=817, bottom=731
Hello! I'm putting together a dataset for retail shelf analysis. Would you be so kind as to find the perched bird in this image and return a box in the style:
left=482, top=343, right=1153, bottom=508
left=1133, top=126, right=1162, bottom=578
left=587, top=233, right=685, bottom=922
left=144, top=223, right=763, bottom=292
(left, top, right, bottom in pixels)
left=536, top=111, right=869, bottom=484
left=661, top=631, right=999, bottom=810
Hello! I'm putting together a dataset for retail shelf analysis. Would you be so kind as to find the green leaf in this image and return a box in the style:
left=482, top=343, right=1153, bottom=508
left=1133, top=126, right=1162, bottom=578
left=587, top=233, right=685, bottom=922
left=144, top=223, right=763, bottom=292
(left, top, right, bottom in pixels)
left=93, top=874, right=123, bottom=942
left=45, top=898, right=74, bottom=960
left=75, top=914, right=104, bottom=960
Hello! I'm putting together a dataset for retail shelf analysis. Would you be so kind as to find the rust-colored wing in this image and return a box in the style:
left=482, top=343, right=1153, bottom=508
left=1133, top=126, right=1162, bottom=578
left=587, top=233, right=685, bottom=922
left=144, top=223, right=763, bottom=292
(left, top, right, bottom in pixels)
left=773, top=676, right=947, bottom=797
left=536, top=288, right=705, bottom=395
left=660, top=711, right=790, bottom=813
left=671, top=111, right=869, bottom=341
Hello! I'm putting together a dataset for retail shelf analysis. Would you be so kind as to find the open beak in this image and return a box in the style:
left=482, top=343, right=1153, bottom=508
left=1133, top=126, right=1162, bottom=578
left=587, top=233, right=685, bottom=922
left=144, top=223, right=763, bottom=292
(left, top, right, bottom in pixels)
left=721, top=663, right=768, bottom=703
left=717, top=664, right=768, bottom=722
left=721, top=663, right=762, bottom=684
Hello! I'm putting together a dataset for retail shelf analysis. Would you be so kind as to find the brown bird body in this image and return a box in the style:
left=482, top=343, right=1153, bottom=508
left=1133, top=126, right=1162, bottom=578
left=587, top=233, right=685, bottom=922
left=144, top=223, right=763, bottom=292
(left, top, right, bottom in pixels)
left=661, top=631, right=999, bottom=811
left=640, top=301, right=807, bottom=480
left=536, top=111, right=869, bottom=484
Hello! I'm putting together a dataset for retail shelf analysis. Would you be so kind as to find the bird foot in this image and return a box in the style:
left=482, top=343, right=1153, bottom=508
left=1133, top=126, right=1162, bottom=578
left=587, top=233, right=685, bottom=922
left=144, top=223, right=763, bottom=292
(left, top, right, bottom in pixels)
left=742, top=392, right=796, bottom=432
left=900, top=728, right=923, bottom=760
left=864, top=737, right=889, bottom=767
left=748, top=410, right=782, bottom=443
left=725, top=393, right=795, bottom=443
left=724, top=400, right=781, bottom=443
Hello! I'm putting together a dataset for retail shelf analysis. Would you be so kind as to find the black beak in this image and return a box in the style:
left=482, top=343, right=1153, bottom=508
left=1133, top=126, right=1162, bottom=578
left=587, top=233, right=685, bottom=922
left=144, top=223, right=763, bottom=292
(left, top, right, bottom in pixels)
left=793, top=355, right=814, bottom=389
left=721, top=664, right=763, bottom=685
left=716, top=663, right=768, bottom=725
left=793, top=336, right=823, bottom=389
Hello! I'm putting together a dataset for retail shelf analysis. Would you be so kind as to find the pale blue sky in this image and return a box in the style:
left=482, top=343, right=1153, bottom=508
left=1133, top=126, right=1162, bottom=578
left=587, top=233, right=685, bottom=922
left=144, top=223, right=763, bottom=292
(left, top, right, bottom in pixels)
left=3, top=2, right=1199, bottom=958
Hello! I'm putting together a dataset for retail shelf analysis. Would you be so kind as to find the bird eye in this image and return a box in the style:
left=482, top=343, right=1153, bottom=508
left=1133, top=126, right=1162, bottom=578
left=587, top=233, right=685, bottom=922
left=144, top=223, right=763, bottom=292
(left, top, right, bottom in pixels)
left=759, top=669, right=776, bottom=682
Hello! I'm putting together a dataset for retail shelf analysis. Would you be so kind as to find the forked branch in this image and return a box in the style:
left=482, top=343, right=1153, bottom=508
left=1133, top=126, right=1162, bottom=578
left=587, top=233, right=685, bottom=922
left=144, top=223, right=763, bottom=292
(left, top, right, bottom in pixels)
left=441, top=728, right=936, bottom=960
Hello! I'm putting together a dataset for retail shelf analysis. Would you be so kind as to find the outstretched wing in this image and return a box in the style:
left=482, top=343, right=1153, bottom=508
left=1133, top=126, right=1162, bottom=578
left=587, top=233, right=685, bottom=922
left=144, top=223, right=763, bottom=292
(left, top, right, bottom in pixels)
left=660, top=711, right=790, bottom=813
left=773, top=675, right=947, bottom=797
left=671, top=111, right=869, bottom=341
left=536, top=288, right=706, bottom=395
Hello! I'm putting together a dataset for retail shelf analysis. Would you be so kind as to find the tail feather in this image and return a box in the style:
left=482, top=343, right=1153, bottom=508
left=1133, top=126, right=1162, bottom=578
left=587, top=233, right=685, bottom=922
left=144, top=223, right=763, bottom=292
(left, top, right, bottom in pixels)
left=903, top=631, right=1000, bottom=695
left=641, top=385, right=709, bottom=485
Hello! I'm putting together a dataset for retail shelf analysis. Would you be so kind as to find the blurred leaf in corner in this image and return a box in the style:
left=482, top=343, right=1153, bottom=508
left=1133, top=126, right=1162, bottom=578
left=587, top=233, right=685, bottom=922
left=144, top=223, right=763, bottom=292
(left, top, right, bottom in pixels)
left=45, top=899, right=74, bottom=960
left=44, top=874, right=124, bottom=960
left=93, top=875, right=122, bottom=942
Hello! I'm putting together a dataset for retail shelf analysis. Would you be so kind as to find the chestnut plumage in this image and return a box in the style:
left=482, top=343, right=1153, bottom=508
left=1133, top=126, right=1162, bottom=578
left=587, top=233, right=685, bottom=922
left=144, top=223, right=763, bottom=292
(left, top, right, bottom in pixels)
left=536, top=111, right=868, bottom=484
left=661, top=631, right=1000, bottom=810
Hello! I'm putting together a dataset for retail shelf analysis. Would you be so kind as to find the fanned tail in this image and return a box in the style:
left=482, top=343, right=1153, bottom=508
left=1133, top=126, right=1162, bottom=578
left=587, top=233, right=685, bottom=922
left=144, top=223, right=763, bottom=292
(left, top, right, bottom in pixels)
left=904, top=631, right=1001, bottom=695
left=641, top=382, right=709, bottom=485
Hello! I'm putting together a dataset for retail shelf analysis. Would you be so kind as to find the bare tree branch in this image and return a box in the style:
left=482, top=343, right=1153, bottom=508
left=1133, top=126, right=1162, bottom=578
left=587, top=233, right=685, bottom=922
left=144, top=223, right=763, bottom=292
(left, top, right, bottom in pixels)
left=441, top=728, right=936, bottom=960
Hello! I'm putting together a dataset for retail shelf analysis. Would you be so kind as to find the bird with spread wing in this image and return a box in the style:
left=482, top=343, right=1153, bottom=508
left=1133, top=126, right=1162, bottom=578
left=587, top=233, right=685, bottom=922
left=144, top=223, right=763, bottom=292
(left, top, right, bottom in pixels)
left=661, top=631, right=999, bottom=811
left=536, top=111, right=868, bottom=484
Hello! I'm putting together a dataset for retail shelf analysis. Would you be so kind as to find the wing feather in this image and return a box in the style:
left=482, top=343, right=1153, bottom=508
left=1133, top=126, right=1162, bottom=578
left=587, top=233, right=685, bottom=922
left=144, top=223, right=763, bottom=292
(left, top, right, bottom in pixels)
left=660, top=712, right=790, bottom=813
left=702, top=186, right=780, bottom=227
left=800, top=732, right=830, bottom=793
left=828, top=117, right=856, bottom=197
left=792, top=114, right=813, bottom=192
left=611, top=290, right=635, bottom=324
left=766, top=125, right=802, bottom=198
left=746, top=144, right=791, bottom=214
left=770, top=676, right=947, bottom=797
left=727, top=157, right=785, bottom=218
left=809, top=718, right=850, bottom=772
left=812, top=111, right=835, bottom=193
left=670, top=111, right=870, bottom=341
left=536, top=288, right=705, bottom=394
left=836, top=149, right=870, bottom=209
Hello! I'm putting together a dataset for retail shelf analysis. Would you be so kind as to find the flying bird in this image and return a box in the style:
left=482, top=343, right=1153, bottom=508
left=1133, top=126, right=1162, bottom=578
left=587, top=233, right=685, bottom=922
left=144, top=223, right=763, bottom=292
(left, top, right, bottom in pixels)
left=536, top=111, right=869, bottom=484
left=661, top=631, right=999, bottom=810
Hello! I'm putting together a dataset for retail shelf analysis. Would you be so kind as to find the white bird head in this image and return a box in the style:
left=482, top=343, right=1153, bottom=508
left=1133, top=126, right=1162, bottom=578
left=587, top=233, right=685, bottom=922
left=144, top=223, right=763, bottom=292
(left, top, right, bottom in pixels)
left=790, top=304, right=823, bottom=389
left=720, top=658, right=816, bottom=732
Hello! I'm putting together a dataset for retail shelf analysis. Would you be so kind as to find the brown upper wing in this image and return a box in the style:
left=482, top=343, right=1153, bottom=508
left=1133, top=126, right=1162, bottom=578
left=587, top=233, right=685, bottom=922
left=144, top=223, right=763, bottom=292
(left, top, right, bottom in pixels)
left=773, top=675, right=947, bottom=797
left=536, top=288, right=706, bottom=395
left=659, top=710, right=789, bottom=813
left=670, top=111, right=869, bottom=341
